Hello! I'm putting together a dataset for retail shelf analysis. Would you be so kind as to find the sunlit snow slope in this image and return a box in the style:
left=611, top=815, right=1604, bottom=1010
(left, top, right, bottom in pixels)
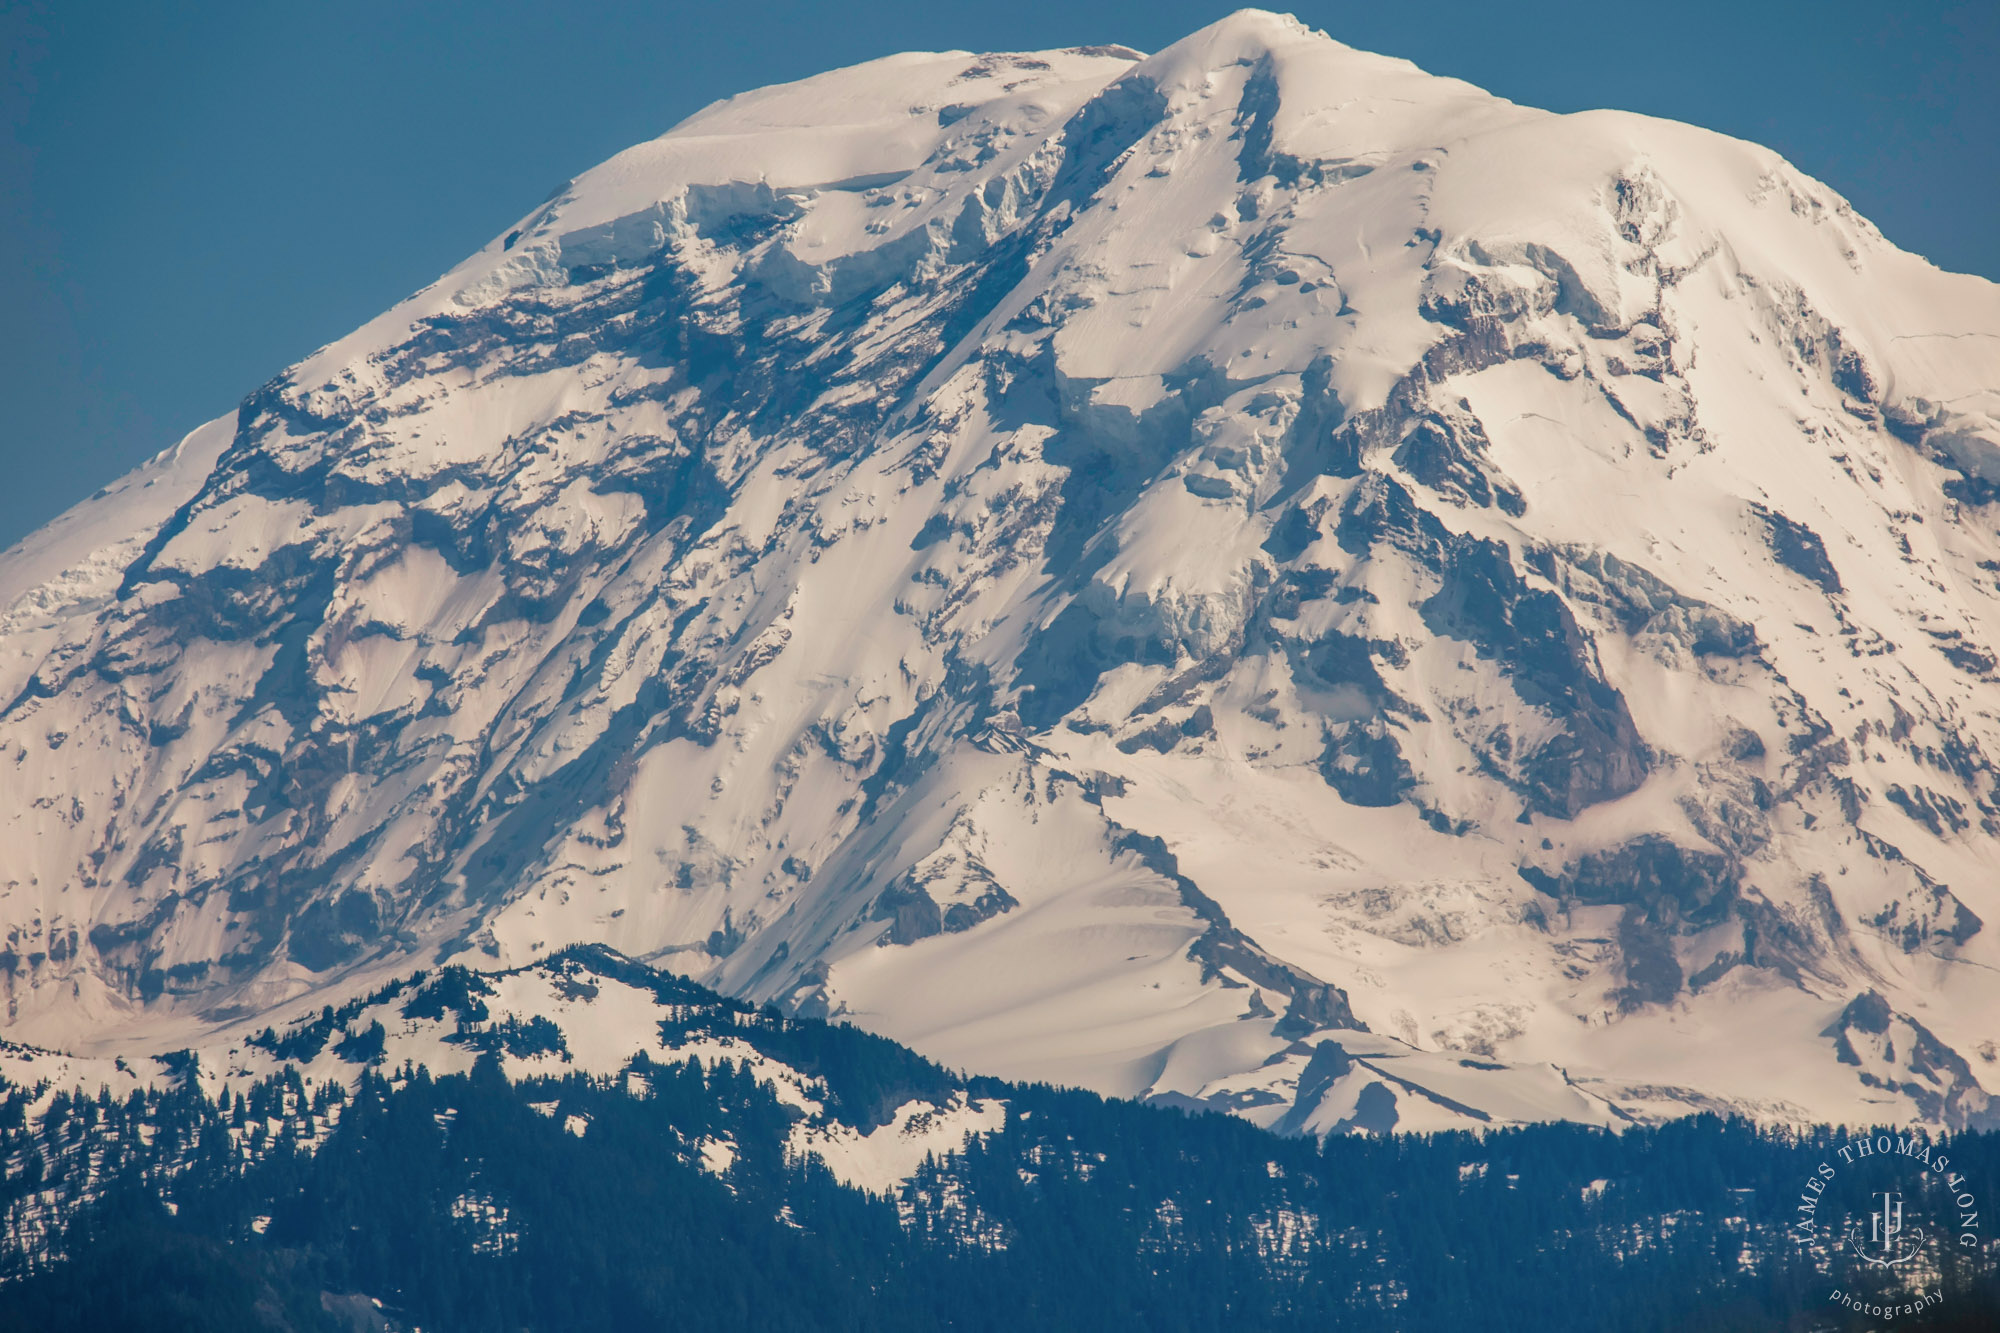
left=4, top=11, right=2000, bottom=1132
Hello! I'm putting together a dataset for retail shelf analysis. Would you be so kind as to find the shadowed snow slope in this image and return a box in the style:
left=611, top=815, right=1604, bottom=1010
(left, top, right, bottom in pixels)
left=4, top=10, right=1999, bottom=1132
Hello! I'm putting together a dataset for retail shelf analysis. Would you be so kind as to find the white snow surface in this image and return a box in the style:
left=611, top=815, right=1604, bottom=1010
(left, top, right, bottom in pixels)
left=790, top=1093, right=1008, bottom=1195
left=2, top=11, right=1998, bottom=1133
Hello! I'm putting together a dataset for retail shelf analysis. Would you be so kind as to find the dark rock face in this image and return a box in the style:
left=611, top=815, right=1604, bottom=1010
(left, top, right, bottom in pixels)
left=1017, top=600, right=1175, bottom=731
left=1530, top=546, right=1757, bottom=662
left=1884, top=783, right=1970, bottom=837
left=871, top=859, right=1019, bottom=946
left=1389, top=405, right=1526, bottom=516
left=1822, top=990, right=2000, bottom=1130
left=873, top=881, right=945, bottom=946
left=1542, top=836, right=1740, bottom=927
left=942, top=885, right=1019, bottom=933
left=1117, top=715, right=1191, bottom=755
left=1420, top=534, right=1649, bottom=819
left=1615, top=908, right=1685, bottom=1010
left=1319, top=721, right=1416, bottom=808
left=1524, top=837, right=1744, bottom=1009
left=1300, top=629, right=1395, bottom=704
left=1325, top=475, right=1648, bottom=818
left=1829, top=989, right=1893, bottom=1046
left=288, top=891, right=384, bottom=973
left=1755, top=505, right=1843, bottom=595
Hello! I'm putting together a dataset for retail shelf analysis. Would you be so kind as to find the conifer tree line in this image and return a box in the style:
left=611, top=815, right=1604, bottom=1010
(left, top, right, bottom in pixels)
left=0, top=952, right=1993, bottom=1331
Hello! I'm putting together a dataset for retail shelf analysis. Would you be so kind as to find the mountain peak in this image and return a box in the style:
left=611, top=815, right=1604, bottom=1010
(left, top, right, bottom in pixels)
left=1, top=15, right=1997, bottom=1135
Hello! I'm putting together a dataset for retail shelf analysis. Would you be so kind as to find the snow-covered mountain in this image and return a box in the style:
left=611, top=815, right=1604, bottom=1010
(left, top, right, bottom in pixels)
left=4, top=10, right=1999, bottom=1132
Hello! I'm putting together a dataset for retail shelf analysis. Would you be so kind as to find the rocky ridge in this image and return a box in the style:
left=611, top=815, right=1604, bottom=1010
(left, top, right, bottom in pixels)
left=2, top=12, right=1999, bottom=1132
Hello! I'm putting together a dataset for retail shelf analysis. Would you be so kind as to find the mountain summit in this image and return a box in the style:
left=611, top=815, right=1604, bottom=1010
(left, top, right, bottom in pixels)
left=4, top=11, right=1998, bottom=1132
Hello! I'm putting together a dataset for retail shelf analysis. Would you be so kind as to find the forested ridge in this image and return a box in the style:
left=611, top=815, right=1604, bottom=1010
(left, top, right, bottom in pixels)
left=1, top=956, right=1996, bottom=1331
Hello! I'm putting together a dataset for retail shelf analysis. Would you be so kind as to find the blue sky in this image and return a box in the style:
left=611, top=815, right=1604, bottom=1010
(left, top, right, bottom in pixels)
left=3, top=1, right=1994, bottom=550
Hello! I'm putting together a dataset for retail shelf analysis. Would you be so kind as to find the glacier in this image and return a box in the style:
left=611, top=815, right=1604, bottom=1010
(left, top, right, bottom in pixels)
left=3, top=10, right=1999, bottom=1134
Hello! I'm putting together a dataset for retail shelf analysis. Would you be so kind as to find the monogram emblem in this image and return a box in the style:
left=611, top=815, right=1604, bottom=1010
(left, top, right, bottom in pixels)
left=1844, top=1190, right=1925, bottom=1268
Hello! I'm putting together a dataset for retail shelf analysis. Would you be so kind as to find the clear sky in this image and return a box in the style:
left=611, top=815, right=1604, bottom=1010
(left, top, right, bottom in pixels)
left=3, top=1, right=1994, bottom=552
